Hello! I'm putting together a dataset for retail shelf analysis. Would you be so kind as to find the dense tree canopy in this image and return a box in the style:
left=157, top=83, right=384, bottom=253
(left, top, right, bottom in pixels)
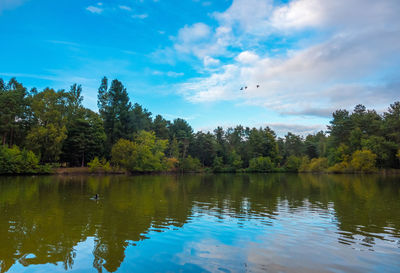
left=1, top=76, right=399, bottom=173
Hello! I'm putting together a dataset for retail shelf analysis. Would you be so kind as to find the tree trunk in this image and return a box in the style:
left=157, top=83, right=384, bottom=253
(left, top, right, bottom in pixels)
left=9, top=127, right=13, bottom=147
left=2, top=133, right=6, bottom=146
left=81, top=151, right=85, bottom=167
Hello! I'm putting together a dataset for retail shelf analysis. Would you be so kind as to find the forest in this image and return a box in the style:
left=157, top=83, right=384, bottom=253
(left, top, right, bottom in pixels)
left=0, top=77, right=399, bottom=174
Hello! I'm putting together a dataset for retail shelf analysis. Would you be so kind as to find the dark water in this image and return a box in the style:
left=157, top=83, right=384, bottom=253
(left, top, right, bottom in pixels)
left=0, top=174, right=399, bottom=273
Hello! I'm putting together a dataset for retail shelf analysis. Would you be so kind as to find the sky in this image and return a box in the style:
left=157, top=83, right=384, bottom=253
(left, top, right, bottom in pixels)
left=0, top=0, right=399, bottom=136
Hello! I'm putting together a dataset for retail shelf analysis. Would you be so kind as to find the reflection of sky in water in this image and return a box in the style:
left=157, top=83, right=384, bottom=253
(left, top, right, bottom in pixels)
left=2, top=174, right=400, bottom=273
left=9, top=200, right=399, bottom=273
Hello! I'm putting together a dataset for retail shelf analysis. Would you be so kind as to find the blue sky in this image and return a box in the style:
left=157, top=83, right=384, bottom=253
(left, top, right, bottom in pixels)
left=1, top=0, right=399, bottom=135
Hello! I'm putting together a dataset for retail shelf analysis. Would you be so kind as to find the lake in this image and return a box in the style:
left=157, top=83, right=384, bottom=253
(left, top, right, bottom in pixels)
left=0, top=174, right=399, bottom=273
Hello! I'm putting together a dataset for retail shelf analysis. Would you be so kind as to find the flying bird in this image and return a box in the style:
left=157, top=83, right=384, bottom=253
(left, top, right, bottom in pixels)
left=257, top=85, right=260, bottom=88
left=245, top=86, right=247, bottom=89
left=240, top=87, right=243, bottom=90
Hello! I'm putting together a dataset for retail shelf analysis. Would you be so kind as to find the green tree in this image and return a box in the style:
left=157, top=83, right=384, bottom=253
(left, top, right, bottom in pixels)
left=248, top=127, right=278, bottom=162
left=212, top=156, right=224, bottom=172
left=190, top=132, right=216, bottom=166
left=350, top=150, right=377, bottom=173
left=328, top=109, right=353, bottom=146
left=248, top=156, right=274, bottom=172
left=61, top=110, right=106, bottom=166
left=285, top=155, right=302, bottom=172
left=180, top=155, right=202, bottom=172
left=152, top=115, right=170, bottom=139
left=0, top=78, right=29, bottom=147
left=97, top=77, right=132, bottom=156
left=130, top=103, right=153, bottom=133
left=169, top=118, right=193, bottom=159
left=361, top=136, right=397, bottom=168
left=111, top=131, right=168, bottom=172
left=26, top=88, right=68, bottom=163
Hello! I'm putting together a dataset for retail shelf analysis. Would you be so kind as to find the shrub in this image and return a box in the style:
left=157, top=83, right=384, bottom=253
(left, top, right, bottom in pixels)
left=299, top=157, right=328, bottom=173
left=327, top=161, right=351, bottom=173
left=248, top=156, right=274, bottom=172
left=350, top=150, right=377, bottom=173
left=308, top=157, right=328, bottom=172
left=88, top=157, right=111, bottom=173
left=180, top=156, right=202, bottom=172
left=111, top=131, right=168, bottom=172
left=163, top=157, right=178, bottom=171
left=298, top=156, right=310, bottom=172
left=0, top=145, right=51, bottom=174
left=285, top=155, right=302, bottom=172
left=212, top=156, right=224, bottom=172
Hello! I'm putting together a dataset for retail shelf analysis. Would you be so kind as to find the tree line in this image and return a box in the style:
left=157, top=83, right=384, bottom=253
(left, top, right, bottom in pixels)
left=0, top=77, right=399, bottom=174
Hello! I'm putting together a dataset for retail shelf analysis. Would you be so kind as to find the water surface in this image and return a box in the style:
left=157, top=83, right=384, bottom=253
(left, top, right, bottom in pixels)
left=0, top=174, right=399, bottom=273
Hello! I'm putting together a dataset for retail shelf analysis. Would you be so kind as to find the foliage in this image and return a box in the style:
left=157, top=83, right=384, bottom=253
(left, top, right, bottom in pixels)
left=0, top=78, right=29, bottom=147
left=62, top=109, right=106, bottom=167
left=0, top=145, right=52, bottom=174
left=350, top=150, right=377, bottom=173
left=111, top=131, right=168, bottom=172
left=2, top=76, right=400, bottom=174
left=285, top=155, right=302, bottom=172
left=248, top=156, right=274, bottom=172
left=212, top=156, right=224, bottom=172
left=180, top=155, right=202, bottom=172
left=327, top=161, right=351, bottom=173
left=98, top=77, right=132, bottom=155
left=300, top=157, right=328, bottom=173
left=88, top=157, right=111, bottom=173
left=25, top=88, right=68, bottom=163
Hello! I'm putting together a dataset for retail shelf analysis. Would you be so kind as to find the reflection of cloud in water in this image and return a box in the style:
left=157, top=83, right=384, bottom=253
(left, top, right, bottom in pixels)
left=175, top=205, right=400, bottom=273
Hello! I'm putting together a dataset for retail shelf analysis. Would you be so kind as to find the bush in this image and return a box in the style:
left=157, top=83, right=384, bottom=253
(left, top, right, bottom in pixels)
left=212, top=156, right=224, bottom=172
left=180, top=156, right=202, bottom=172
left=0, top=145, right=51, bottom=174
left=164, top=157, right=179, bottom=171
left=111, top=131, right=168, bottom=172
left=298, top=156, right=310, bottom=172
left=248, top=156, right=274, bottom=172
left=88, top=157, right=112, bottom=173
left=299, top=157, right=328, bottom=173
left=285, top=155, right=302, bottom=172
left=327, top=161, right=351, bottom=173
left=350, top=150, right=377, bottom=173
left=228, top=151, right=243, bottom=170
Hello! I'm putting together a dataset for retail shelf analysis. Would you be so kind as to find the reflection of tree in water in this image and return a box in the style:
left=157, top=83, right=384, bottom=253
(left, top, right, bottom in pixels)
left=0, top=174, right=399, bottom=272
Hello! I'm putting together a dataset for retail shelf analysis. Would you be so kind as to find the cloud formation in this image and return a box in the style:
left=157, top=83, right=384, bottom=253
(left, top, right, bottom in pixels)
left=176, top=0, right=400, bottom=117
left=86, top=5, right=103, bottom=14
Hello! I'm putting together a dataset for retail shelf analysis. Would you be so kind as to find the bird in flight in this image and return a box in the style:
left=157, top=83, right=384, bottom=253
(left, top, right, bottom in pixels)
left=240, top=85, right=260, bottom=91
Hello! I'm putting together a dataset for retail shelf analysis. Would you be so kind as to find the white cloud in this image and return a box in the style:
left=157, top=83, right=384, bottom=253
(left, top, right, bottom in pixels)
left=132, top=13, right=148, bottom=19
left=151, top=70, right=184, bottom=77
left=235, top=51, right=259, bottom=64
left=177, top=23, right=211, bottom=43
left=172, top=23, right=232, bottom=59
left=86, top=5, right=103, bottom=14
left=270, top=0, right=323, bottom=30
left=180, top=64, right=241, bottom=102
left=203, top=56, right=220, bottom=67
left=176, top=0, right=400, bottom=118
left=213, top=0, right=273, bottom=34
left=167, top=71, right=184, bottom=77
left=118, top=5, right=132, bottom=11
